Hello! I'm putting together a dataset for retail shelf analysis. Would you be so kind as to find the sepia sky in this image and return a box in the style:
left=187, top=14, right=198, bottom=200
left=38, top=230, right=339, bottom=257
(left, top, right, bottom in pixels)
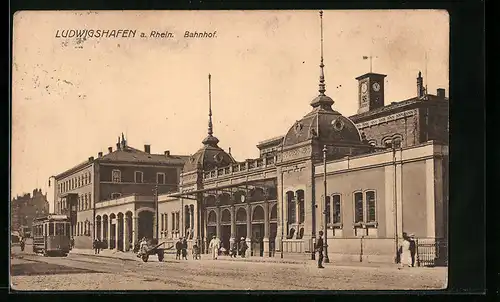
left=11, top=10, right=449, bottom=212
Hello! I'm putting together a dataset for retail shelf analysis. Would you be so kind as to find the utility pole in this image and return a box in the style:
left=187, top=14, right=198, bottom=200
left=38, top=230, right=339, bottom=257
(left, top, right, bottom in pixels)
left=323, top=145, right=330, bottom=263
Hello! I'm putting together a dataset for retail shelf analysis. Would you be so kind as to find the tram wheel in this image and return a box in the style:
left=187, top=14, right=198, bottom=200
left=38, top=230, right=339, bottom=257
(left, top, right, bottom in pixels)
left=142, top=254, right=149, bottom=262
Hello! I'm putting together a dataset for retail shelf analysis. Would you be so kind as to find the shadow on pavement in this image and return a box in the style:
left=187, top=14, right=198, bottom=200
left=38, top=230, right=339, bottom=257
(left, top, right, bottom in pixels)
left=11, top=261, right=100, bottom=277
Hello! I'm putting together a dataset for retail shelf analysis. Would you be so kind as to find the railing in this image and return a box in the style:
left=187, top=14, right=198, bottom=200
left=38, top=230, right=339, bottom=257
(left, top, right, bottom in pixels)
left=416, top=237, right=447, bottom=267
left=203, top=156, right=277, bottom=180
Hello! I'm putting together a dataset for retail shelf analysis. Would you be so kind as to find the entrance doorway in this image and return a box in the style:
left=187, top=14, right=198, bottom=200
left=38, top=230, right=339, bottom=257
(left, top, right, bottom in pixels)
left=138, top=211, right=153, bottom=240
left=221, top=225, right=231, bottom=250
left=252, top=223, right=264, bottom=257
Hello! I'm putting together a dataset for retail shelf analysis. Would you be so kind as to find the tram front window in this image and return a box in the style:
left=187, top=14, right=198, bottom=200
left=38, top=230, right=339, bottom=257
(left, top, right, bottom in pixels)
left=56, top=223, right=64, bottom=235
left=48, top=223, right=54, bottom=236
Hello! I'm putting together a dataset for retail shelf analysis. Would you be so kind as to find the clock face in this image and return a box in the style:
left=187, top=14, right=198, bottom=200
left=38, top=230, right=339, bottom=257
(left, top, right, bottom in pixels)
left=372, top=82, right=381, bottom=92
left=361, top=82, right=368, bottom=93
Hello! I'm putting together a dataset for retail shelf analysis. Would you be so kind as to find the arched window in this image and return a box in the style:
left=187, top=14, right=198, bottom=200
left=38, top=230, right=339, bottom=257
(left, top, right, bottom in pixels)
left=296, top=190, right=305, bottom=223
left=207, top=210, right=217, bottom=224
left=236, top=208, right=247, bottom=222
left=270, top=204, right=277, bottom=221
left=252, top=206, right=264, bottom=221
left=205, top=195, right=217, bottom=207
left=365, top=191, right=376, bottom=223
left=218, top=193, right=231, bottom=205
left=221, top=209, right=231, bottom=223
left=184, top=205, right=190, bottom=228
left=332, top=194, right=342, bottom=224
left=286, top=191, right=295, bottom=223
left=354, top=192, right=364, bottom=223
left=392, top=135, right=403, bottom=148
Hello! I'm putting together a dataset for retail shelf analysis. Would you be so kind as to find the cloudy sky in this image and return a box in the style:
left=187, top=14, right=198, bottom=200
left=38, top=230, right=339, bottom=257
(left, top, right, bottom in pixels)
left=11, top=10, right=449, bottom=211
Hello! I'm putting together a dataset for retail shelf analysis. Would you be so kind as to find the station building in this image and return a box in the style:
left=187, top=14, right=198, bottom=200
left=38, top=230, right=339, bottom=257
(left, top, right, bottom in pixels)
left=51, top=24, right=448, bottom=264
left=153, top=69, right=448, bottom=264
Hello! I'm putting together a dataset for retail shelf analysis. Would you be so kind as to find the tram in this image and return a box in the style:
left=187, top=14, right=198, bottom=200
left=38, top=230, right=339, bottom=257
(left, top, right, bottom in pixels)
left=32, top=214, right=71, bottom=256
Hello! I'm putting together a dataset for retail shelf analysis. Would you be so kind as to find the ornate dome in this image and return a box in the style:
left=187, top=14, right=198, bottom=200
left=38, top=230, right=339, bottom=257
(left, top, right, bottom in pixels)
left=282, top=102, right=362, bottom=148
left=283, top=11, right=362, bottom=149
left=183, top=137, right=235, bottom=172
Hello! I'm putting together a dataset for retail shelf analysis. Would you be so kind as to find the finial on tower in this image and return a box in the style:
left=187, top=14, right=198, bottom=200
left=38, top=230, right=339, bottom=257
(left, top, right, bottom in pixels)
left=202, top=73, right=220, bottom=146
left=318, top=10, right=326, bottom=96
left=310, top=10, right=334, bottom=110
left=208, top=73, right=213, bottom=136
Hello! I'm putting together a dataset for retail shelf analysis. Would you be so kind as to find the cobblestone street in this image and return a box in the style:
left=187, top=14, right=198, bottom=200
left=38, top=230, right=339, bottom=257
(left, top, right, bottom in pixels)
left=10, top=244, right=447, bottom=291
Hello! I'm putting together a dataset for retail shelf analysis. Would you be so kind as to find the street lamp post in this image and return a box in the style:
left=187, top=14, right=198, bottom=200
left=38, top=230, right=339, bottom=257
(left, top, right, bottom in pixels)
left=393, top=146, right=399, bottom=264
left=323, top=145, right=330, bottom=263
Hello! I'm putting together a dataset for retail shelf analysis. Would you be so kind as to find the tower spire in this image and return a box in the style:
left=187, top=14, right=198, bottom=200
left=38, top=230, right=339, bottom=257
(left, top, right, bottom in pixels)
left=318, top=10, right=326, bottom=96
left=202, top=73, right=220, bottom=147
left=208, top=73, right=213, bottom=136
left=310, top=10, right=334, bottom=110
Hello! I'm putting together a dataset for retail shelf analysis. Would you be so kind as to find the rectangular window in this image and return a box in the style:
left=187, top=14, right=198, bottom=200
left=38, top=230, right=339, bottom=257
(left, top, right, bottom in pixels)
left=134, top=171, right=143, bottom=183
left=332, top=194, right=341, bottom=224
left=165, top=214, right=168, bottom=233
left=354, top=192, right=364, bottom=223
left=157, top=173, right=165, bottom=184
left=49, top=222, right=54, bottom=236
left=56, top=223, right=64, bottom=235
left=171, top=213, right=175, bottom=231
left=160, top=214, right=164, bottom=231
left=112, top=170, right=121, bottom=183
left=325, top=196, right=331, bottom=224
left=365, top=191, right=376, bottom=222
left=175, top=212, right=180, bottom=231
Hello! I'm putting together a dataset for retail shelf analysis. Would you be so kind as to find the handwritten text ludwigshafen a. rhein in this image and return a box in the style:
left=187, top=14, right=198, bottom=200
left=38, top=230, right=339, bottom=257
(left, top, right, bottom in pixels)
left=54, top=29, right=218, bottom=39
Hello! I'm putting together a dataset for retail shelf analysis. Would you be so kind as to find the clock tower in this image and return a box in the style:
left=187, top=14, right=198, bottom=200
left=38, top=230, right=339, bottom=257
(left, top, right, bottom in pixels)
left=355, top=73, right=387, bottom=114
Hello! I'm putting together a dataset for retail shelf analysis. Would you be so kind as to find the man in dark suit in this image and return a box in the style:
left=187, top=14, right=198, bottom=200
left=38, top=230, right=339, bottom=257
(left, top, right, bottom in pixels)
left=316, top=231, right=325, bottom=268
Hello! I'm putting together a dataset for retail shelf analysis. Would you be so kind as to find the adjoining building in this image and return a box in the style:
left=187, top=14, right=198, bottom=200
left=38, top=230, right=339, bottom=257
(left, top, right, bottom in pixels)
left=11, top=188, right=50, bottom=237
left=52, top=134, right=188, bottom=249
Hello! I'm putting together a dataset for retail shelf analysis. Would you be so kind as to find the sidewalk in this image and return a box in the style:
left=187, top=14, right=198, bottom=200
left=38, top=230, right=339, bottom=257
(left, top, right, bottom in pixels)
left=69, top=248, right=427, bottom=269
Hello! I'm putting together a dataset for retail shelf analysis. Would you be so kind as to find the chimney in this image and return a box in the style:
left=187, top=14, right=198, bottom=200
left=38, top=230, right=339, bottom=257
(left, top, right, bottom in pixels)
left=437, top=88, right=446, bottom=98
left=417, top=71, right=424, bottom=98
left=228, top=147, right=232, bottom=155
left=108, top=146, right=113, bottom=153
left=88, top=156, right=94, bottom=162
left=164, top=150, right=170, bottom=156
left=144, top=144, right=151, bottom=154
left=116, top=143, right=120, bottom=150
left=98, top=152, right=103, bottom=158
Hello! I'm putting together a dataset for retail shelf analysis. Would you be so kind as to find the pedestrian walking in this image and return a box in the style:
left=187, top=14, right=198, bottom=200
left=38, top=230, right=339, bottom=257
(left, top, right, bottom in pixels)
left=175, top=238, right=183, bottom=260
left=229, top=240, right=238, bottom=258
left=181, top=238, right=188, bottom=260
left=238, top=237, right=248, bottom=258
left=409, top=234, right=417, bottom=267
left=93, top=239, right=99, bottom=254
left=192, top=242, right=200, bottom=260
left=399, top=232, right=412, bottom=269
left=70, top=237, right=75, bottom=249
left=208, top=235, right=221, bottom=260
left=316, top=231, right=325, bottom=268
